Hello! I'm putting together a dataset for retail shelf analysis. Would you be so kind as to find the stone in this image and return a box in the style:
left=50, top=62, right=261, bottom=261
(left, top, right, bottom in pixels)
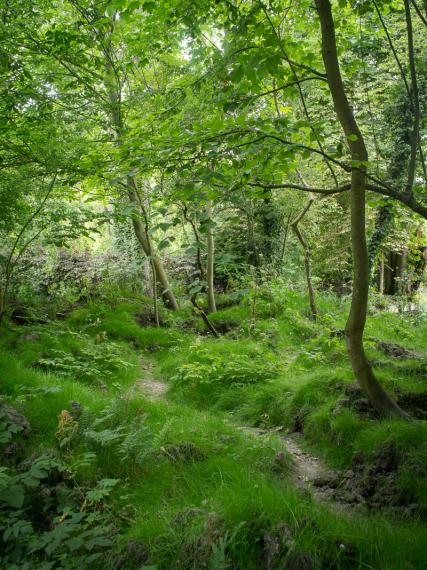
left=19, top=332, right=41, bottom=343
left=69, top=400, right=82, bottom=419
left=0, top=404, right=31, bottom=436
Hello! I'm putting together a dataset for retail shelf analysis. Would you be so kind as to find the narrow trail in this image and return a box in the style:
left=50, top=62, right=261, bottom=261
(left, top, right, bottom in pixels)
left=135, top=359, right=348, bottom=507
left=135, top=359, right=168, bottom=400
left=284, top=433, right=329, bottom=489
left=239, top=425, right=342, bottom=504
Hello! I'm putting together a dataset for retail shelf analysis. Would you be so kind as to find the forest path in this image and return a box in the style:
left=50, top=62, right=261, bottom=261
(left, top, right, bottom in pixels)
left=135, top=359, right=347, bottom=506
left=239, top=425, right=339, bottom=502
left=284, top=433, right=329, bottom=489
left=135, top=358, right=168, bottom=400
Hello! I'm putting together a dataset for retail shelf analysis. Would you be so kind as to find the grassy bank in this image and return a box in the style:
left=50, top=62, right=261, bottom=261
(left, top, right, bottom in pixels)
left=1, top=287, right=427, bottom=568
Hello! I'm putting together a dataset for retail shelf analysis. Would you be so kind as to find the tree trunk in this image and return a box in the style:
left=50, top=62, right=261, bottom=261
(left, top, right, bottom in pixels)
left=379, top=255, right=385, bottom=295
left=182, top=204, right=205, bottom=280
left=128, top=185, right=179, bottom=310
left=191, top=296, right=219, bottom=337
left=205, top=201, right=216, bottom=313
left=368, top=202, right=393, bottom=277
left=280, top=211, right=293, bottom=263
left=104, top=48, right=178, bottom=310
left=292, top=198, right=318, bottom=320
left=150, top=256, right=160, bottom=327
left=0, top=288, right=6, bottom=325
left=315, top=0, right=408, bottom=418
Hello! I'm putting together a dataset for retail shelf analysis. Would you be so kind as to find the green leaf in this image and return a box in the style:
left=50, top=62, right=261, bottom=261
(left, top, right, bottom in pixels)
left=0, top=484, right=25, bottom=508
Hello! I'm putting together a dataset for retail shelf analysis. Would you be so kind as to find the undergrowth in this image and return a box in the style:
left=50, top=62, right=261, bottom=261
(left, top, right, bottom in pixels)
left=1, top=286, right=427, bottom=568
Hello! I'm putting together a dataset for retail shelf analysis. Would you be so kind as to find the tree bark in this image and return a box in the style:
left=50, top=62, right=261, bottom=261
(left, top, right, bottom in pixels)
left=379, top=255, right=385, bottom=295
left=103, top=47, right=178, bottom=310
left=191, top=296, right=219, bottom=337
left=291, top=197, right=318, bottom=320
left=205, top=201, right=217, bottom=313
left=182, top=204, right=205, bottom=280
left=280, top=211, right=293, bottom=263
left=0, top=288, right=6, bottom=325
left=315, top=0, right=408, bottom=418
left=404, top=0, right=421, bottom=194
left=128, top=183, right=179, bottom=310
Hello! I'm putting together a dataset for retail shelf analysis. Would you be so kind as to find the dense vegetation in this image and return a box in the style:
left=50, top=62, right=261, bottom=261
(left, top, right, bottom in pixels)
left=0, top=0, right=426, bottom=568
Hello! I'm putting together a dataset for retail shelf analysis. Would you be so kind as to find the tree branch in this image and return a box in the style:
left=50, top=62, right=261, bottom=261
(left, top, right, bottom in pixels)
left=410, top=0, right=427, bottom=25
left=404, top=0, right=421, bottom=194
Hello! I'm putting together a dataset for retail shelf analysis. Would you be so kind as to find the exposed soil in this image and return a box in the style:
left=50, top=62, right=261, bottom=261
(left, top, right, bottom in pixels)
left=262, top=521, right=321, bottom=570
left=284, top=434, right=335, bottom=493
left=135, top=360, right=168, bottom=400
left=135, top=363, right=423, bottom=515
left=135, top=311, right=163, bottom=327
left=240, top=426, right=423, bottom=515
left=239, top=426, right=346, bottom=506
left=376, top=340, right=419, bottom=359
left=161, top=442, right=207, bottom=463
left=330, top=443, right=423, bottom=516
left=334, top=384, right=427, bottom=420
left=209, top=320, right=239, bottom=334
left=396, top=391, right=427, bottom=419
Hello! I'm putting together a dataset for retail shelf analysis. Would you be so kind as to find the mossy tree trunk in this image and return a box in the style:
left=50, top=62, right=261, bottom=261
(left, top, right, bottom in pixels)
left=315, top=0, right=408, bottom=418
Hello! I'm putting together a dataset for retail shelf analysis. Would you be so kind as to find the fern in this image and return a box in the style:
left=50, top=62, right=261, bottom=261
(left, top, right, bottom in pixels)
left=118, top=417, right=152, bottom=465
left=152, top=418, right=174, bottom=449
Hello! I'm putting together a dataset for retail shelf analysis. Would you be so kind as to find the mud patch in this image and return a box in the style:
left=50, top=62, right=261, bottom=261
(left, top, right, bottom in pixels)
left=332, top=384, right=379, bottom=419
left=210, top=320, right=239, bottom=334
left=334, top=384, right=427, bottom=420
left=262, top=522, right=320, bottom=570
left=397, top=391, right=427, bottom=419
left=161, top=442, right=207, bottom=463
left=135, top=311, right=163, bottom=327
left=376, top=340, right=419, bottom=359
left=328, top=443, right=421, bottom=515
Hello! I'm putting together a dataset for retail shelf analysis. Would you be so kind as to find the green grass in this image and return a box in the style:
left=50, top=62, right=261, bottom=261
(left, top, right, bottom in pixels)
left=1, top=286, right=427, bottom=568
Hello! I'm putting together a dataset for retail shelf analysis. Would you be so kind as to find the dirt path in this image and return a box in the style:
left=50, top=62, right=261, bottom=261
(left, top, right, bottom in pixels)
left=283, top=433, right=339, bottom=502
left=135, top=359, right=168, bottom=400
left=239, top=425, right=347, bottom=505
left=284, top=433, right=327, bottom=486
left=135, top=360, right=348, bottom=507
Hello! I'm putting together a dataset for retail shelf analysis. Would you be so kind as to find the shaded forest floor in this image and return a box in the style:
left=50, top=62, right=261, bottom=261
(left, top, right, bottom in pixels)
left=1, top=287, right=427, bottom=569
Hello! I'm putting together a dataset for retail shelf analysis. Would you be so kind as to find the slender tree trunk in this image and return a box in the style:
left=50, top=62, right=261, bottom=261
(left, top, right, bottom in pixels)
left=206, top=201, right=216, bottom=313
left=280, top=211, right=293, bottom=263
left=379, top=255, right=385, bottom=295
left=182, top=204, right=205, bottom=280
left=403, top=0, right=420, bottom=194
left=191, top=296, right=219, bottom=337
left=315, top=0, right=408, bottom=418
left=0, top=288, right=6, bottom=325
left=151, top=257, right=160, bottom=327
left=292, top=197, right=318, bottom=320
left=128, top=185, right=179, bottom=310
left=368, top=202, right=393, bottom=279
left=104, top=48, right=178, bottom=310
